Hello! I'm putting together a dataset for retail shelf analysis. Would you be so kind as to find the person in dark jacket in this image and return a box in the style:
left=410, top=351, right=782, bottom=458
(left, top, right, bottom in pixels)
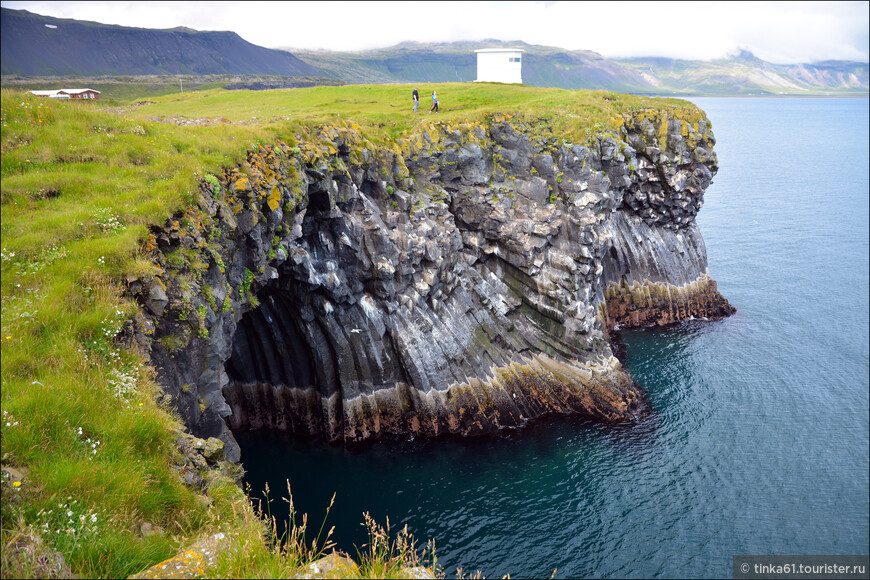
left=412, top=87, right=419, bottom=113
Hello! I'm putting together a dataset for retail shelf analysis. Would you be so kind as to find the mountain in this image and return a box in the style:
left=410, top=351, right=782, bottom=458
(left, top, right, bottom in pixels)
left=2, top=8, right=866, bottom=96
left=289, top=40, right=869, bottom=96
left=0, top=8, right=319, bottom=76
left=619, top=50, right=869, bottom=95
left=292, top=40, right=653, bottom=92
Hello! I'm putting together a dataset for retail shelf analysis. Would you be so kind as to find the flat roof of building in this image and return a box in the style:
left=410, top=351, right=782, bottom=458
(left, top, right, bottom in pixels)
left=474, top=48, right=525, bottom=53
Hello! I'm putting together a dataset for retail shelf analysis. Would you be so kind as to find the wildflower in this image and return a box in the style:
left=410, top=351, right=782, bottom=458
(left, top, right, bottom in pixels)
left=12, top=481, right=22, bottom=488
left=91, top=514, right=97, bottom=523
left=67, top=510, right=73, bottom=517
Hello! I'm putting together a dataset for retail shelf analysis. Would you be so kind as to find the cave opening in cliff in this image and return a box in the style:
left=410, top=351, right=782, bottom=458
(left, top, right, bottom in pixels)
left=222, top=282, right=342, bottom=437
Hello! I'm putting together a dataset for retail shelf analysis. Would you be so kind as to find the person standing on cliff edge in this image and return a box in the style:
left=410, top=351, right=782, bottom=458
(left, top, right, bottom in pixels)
left=412, top=87, right=419, bottom=113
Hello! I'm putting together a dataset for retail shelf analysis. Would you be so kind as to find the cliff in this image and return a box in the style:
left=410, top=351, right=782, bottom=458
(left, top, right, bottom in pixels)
left=125, top=107, right=734, bottom=460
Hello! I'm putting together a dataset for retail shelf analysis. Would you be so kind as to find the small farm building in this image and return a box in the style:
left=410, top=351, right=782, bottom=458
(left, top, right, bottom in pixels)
left=30, top=89, right=100, bottom=100
left=474, top=48, right=524, bottom=84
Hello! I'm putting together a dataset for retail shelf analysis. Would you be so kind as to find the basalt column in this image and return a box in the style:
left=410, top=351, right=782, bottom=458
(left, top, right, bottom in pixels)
left=219, top=172, right=644, bottom=444
left=222, top=284, right=336, bottom=437
left=132, top=108, right=730, bottom=454
left=599, top=111, right=736, bottom=330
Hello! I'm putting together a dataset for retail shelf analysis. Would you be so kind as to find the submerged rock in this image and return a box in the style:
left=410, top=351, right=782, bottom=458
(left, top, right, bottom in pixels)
left=129, top=108, right=734, bottom=455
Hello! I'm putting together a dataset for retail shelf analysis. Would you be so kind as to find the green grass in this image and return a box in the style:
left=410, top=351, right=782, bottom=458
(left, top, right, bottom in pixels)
left=119, top=82, right=691, bottom=144
left=0, top=75, right=344, bottom=102
left=1, top=83, right=700, bottom=578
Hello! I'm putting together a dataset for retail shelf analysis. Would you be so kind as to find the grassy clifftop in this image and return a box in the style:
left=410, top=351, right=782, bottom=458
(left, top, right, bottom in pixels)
left=0, top=83, right=700, bottom=578
left=118, top=82, right=691, bottom=141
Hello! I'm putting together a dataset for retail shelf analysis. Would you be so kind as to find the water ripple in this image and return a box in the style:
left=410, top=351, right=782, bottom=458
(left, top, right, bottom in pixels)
left=237, top=98, right=869, bottom=579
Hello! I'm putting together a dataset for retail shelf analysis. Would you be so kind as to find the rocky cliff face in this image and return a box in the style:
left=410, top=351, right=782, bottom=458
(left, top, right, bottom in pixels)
left=126, top=107, right=734, bottom=461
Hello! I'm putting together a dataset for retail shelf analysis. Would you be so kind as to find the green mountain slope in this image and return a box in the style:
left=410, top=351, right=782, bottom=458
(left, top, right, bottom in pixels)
left=0, top=8, right=320, bottom=76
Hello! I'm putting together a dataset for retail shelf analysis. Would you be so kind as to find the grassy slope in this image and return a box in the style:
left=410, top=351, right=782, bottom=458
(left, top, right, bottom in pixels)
left=1, top=83, right=695, bottom=578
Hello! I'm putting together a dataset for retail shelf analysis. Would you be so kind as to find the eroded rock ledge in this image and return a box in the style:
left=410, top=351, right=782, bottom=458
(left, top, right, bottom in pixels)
left=126, top=108, right=734, bottom=460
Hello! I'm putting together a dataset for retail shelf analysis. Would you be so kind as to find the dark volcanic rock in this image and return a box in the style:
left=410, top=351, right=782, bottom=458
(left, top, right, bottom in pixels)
left=129, top=109, right=733, bottom=457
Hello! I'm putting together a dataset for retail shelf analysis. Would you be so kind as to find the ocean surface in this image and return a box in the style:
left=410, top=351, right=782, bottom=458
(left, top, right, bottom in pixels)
left=236, top=97, right=870, bottom=579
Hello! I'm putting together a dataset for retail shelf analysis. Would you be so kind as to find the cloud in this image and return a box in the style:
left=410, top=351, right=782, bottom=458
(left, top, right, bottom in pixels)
left=2, top=0, right=867, bottom=63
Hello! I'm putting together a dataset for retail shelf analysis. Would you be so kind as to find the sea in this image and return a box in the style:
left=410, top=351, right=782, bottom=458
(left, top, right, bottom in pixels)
left=235, top=97, right=870, bottom=579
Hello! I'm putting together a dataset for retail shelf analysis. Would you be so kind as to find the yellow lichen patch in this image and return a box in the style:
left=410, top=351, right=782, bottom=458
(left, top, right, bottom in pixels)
left=657, top=117, right=670, bottom=148
left=143, top=232, right=158, bottom=254
left=233, top=177, right=249, bottom=192
left=267, top=185, right=281, bottom=211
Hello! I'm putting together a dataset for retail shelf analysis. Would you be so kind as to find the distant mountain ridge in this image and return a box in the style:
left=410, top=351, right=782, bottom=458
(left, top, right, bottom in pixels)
left=290, top=40, right=868, bottom=95
left=291, top=40, right=653, bottom=92
left=0, top=8, right=318, bottom=76
left=2, top=8, right=866, bottom=96
left=618, top=49, right=869, bottom=95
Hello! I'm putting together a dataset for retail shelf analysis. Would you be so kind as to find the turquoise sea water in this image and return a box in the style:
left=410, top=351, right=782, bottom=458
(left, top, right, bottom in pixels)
left=236, top=98, right=869, bottom=579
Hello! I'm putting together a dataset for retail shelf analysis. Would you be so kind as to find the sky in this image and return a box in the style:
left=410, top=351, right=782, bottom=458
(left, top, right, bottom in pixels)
left=2, top=1, right=868, bottom=64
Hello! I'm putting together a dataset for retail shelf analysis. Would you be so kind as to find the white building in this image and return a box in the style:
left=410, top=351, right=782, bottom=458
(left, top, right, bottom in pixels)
left=474, top=48, right=524, bottom=84
left=30, top=88, right=100, bottom=100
